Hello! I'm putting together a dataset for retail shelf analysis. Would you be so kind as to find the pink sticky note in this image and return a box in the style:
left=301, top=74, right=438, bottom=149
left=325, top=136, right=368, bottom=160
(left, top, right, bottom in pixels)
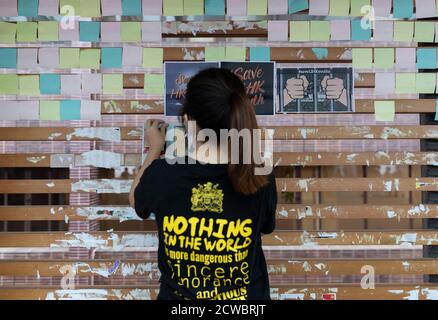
left=372, top=0, right=391, bottom=17
left=81, top=73, right=102, bottom=94
left=101, top=0, right=122, bottom=16
left=19, top=101, right=39, bottom=120
left=268, top=0, right=288, bottom=14
left=375, top=72, right=395, bottom=94
left=122, top=46, right=142, bottom=66
left=3, top=0, right=18, bottom=16
left=330, top=20, right=351, bottom=41
left=39, top=48, right=59, bottom=68
left=0, top=101, right=19, bottom=120
left=59, top=21, right=79, bottom=41
left=416, top=0, right=436, bottom=18
left=142, top=21, right=162, bottom=42
left=39, top=0, right=59, bottom=16
left=80, top=100, right=101, bottom=120
left=374, top=21, right=394, bottom=41
left=61, top=74, right=81, bottom=95
left=227, top=0, right=247, bottom=15
left=17, top=48, right=39, bottom=68
left=268, top=20, right=288, bottom=41
left=142, top=0, right=162, bottom=15
left=101, top=22, right=121, bottom=42
left=309, top=0, right=329, bottom=16
left=395, top=48, right=416, bottom=69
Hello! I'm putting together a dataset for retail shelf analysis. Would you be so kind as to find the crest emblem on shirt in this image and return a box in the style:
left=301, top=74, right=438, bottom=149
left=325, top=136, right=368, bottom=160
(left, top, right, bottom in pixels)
left=190, top=182, right=224, bottom=213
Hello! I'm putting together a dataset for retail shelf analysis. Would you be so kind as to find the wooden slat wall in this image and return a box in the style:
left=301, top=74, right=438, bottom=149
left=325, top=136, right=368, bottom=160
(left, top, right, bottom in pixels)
left=1, top=0, right=438, bottom=300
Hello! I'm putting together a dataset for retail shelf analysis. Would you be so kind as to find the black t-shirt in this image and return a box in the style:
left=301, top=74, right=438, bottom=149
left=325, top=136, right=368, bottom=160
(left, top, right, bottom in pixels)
left=134, top=156, right=277, bottom=300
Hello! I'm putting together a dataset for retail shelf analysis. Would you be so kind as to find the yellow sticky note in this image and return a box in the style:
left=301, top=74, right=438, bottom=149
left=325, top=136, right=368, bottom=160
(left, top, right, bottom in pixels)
left=394, top=21, right=414, bottom=42
left=59, top=48, right=80, bottom=68
left=289, top=21, right=310, bottom=42
left=396, top=73, right=416, bottom=93
left=416, top=73, right=436, bottom=93
left=79, top=0, right=101, bottom=17
left=59, top=0, right=80, bottom=13
left=40, top=101, right=61, bottom=120
left=374, top=48, right=394, bottom=69
left=205, top=47, right=225, bottom=61
left=163, top=0, right=184, bottom=16
left=142, top=48, right=163, bottom=68
left=144, top=74, right=164, bottom=95
left=103, top=74, right=123, bottom=94
left=184, top=0, right=204, bottom=15
left=38, top=21, right=59, bottom=41
left=19, top=75, right=40, bottom=96
left=17, top=22, right=37, bottom=42
left=374, top=101, right=395, bottom=121
left=121, top=22, right=141, bottom=42
left=414, top=22, right=435, bottom=43
left=310, top=21, right=330, bottom=41
left=225, top=47, right=246, bottom=61
left=352, top=48, right=373, bottom=68
left=350, top=0, right=369, bottom=16
left=247, top=0, right=267, bottom=15
left=80, top=49, right=101, bottom=69
left=0, top=22, right=17, bottom=43
left=0, top=74, right=18, bottom=94
left=329, top=0, right=350, bottom=16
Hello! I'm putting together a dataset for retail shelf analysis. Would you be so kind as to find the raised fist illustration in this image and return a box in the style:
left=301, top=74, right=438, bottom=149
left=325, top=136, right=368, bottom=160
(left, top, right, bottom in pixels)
left=283, top=75, right=309, bottom=105
left=321, top=76, right=348, bottom=106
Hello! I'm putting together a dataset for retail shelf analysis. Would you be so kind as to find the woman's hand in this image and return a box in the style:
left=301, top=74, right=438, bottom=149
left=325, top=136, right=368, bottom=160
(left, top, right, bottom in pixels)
left=145, top=119, right=168, bottom=152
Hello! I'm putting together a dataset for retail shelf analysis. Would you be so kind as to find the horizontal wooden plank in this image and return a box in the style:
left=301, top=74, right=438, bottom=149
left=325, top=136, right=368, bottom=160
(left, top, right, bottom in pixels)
left=0, top=230, right=436, bottom=247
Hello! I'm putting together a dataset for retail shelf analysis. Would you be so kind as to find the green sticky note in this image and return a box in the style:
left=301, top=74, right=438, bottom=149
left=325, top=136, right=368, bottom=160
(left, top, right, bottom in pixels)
left=416, top=73, right=436, bottom=93
left=247, top=0, right=268, bottom=15
left=59, top=48, right=80, bottom=68
left=38, top=21, right=59, bottom=41
left=352, top=48, right=373, bottom=69
left=225, top=47, right=246, bottom=61
left=184, top=0, right=204, bottom=15
left=59, top=0, right=80, bottom=13
left=374, top=48, right=394, bottom=69
left=40, top=101, right=61, bottom=120
left=396, top=73, right=416, bottom=93
left=350, top=0, right=369, bottom=16
left=0, top=22, right=17, bottom=43
left=205, top=47, right=225, bottom=61
left=329, top=0, right=350, bottom=16
left=163, top=0, right=184, bottom=16
left=374, top=101, right=395, bottom=121
left=16, top=22, right=37, bottom=42
left=103, top=74, right=123, bottom=94
left=19, top=75, right=40, bottom=96
left=289, top=21, right=310, bottom=42
left=121, top=22, right=141, bottom=42
left=394, top=21, right=414, bottom=42
left=0, top=75, right=18, bottom=94
left=80, top=49, right=101, bottom=69
left=310, top=21, right=330, bottom=41
left=79, top=0, right=101, bottom=17
left=144, top=74, right=164, bottom=95
left=414, top=22, right=435, bottom=43
left=142, top=48, right=163, bottom=68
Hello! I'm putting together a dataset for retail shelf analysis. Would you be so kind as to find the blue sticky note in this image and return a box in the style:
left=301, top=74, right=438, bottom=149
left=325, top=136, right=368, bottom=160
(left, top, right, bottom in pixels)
left=205, top=0, right=225, bottom=15
left=312, top=48, right=328, bottom=60
left=435, top=101, right=438, bottom=121
left=101, top=48, right=122, bottom=68
left=417, top=48, right=437, bottom=69
left=122, top=0, right=142, bottom=16
left=40, top=74, right=60, bottom=94
left=393, top=0, right=413, bottom=18
left=249, top=47, right=270, bottom=61
left=18, top=0, right=39, bottom=17
left=60, top=100, right=81, bottom=120
left=0, top=48, right=17, bottom=68
left=79, top=22, right=101, bottom=42
left=288, top=0, right=308, bottom=13
left=351, top=20, right=371, bottom=41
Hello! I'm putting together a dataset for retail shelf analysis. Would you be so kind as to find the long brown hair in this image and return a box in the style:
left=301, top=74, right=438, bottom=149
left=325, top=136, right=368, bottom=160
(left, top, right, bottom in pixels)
left=181, top=68, right=268, bottom=195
